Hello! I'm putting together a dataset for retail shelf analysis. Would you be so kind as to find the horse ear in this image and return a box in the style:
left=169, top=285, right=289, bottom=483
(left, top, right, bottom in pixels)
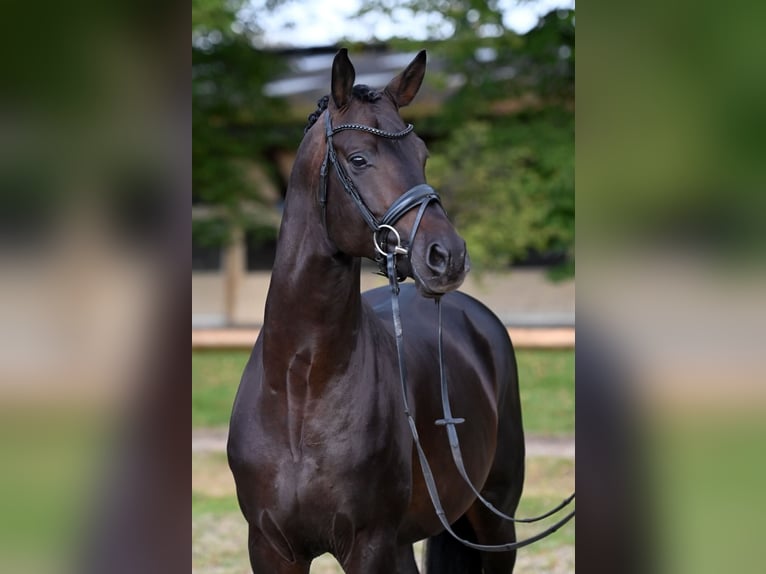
left=331, top=48, right=356, bottom=109
left=385, top=50, right=427, bottom=108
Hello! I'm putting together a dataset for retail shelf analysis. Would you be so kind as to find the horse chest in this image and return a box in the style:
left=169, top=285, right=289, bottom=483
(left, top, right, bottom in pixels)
left=274, top=400, right=404, bottom=495
left=253, top=364, right=402, bottom=477
left=256, top=408, right=410, bottom=560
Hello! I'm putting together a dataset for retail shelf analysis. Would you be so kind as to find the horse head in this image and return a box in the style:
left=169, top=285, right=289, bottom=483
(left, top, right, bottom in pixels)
left=302, top=48, right=470, bottom=297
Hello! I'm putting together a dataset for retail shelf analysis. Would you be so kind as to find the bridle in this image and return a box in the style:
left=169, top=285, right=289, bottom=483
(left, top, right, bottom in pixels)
left=319, top=110, right=441, bottom=277
left=318, top=108, right=575, bottom=552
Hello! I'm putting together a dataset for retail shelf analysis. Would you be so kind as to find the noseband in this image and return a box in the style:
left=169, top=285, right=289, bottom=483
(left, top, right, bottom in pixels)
left=319, top=111, right=441, bottom=275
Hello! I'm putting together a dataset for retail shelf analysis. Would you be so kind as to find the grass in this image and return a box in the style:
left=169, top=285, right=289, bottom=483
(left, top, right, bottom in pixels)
left=515, top=349, right=575, bottom=436
left=0, top=412, right=110, bottom=572
left=192, top=348, right=574, bottom=435
left=192, top=344, right=574, bottom=572
left=192, top=350, right=250, bottom=428
left=192, top=452, right=574, bottom=574
left=515, top=457, right=576, bottom=551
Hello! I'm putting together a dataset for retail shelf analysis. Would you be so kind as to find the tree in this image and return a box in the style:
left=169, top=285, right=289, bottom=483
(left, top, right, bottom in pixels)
left=192, top=0, right=289, bottom=249
left=192, top=0, right=575, bottom=275
left=361, top=1, right=575, bottom=275
left=427, top=111, right=573, bottom=273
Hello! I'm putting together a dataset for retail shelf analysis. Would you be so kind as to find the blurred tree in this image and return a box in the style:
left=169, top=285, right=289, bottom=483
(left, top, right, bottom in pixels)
left=192, top=0, right=241, bottom=35
left=192, top=0, right=289, bottom=249
left=361, top=1, right=575, bottom=275
left=192, top=0, right=575, bottom=275
left=427, top=110, right=573, bottom=273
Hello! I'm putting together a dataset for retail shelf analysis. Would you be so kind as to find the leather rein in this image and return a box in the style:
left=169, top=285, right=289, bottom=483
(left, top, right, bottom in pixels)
left=319, top=110, right=575, bottom=552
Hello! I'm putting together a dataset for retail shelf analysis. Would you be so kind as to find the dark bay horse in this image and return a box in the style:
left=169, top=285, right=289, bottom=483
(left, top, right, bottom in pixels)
left=228, top=49, right=525, bottom=574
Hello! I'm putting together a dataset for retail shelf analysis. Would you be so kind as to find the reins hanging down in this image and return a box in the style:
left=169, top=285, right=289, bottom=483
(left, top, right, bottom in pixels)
left=321, top=108, right=575, bottom=551
left=435, top=298, right=576, bottom=524
left=385, top=252, right=574, bottom=552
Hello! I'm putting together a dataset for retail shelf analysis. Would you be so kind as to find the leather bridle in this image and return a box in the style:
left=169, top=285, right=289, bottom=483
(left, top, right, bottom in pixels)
left=319, top=109, right=575, bottom=552
left=319, top=111, right=441, bottom=276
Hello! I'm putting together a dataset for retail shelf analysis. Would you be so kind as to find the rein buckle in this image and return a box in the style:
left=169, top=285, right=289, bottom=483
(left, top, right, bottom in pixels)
left=435, top=418, right=465, bottom=426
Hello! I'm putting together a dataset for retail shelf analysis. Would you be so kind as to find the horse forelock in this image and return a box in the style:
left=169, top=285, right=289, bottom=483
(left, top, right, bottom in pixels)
left=351, top=84, right=382, bottom=103
left=304, top=85, right=389, bottom=135
left=295, top=82, right=411, bottom=195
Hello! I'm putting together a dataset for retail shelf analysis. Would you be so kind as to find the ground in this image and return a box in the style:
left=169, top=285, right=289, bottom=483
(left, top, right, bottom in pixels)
left=192, top=348, right=575, bottom=573
left=192, top=434, right=574, bottom=573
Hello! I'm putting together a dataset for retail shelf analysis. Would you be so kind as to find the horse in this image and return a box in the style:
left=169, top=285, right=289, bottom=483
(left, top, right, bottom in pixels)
left=228, top=49, right=525, bottom=574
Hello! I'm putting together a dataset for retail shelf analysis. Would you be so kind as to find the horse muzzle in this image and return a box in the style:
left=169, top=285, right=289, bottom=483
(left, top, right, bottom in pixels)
left=411, top=237, right=470, bottom=297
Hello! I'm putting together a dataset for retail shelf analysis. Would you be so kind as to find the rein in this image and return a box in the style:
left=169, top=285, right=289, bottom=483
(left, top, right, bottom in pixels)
left=385, top=253, right=575, bottom=552
left=435, top=295, right=577, bottom=524
left=320, top=110, right=575, bottom=551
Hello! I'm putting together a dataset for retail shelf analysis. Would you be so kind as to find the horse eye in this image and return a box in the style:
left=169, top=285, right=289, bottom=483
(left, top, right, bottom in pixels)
left=349, top=155, right=367, bottom=168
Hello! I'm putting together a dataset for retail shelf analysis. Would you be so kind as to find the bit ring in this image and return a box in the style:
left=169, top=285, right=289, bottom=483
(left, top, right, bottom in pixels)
left=374, top=224, right=408, bottom=257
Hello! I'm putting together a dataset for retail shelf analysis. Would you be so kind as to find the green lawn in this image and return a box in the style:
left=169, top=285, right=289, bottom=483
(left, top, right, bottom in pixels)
left=192, top=350, right=250, bottom=428
left=515, top=349, right=575, bottom=436
left=0, top=412, right=107, bottom=571
left=192, top=348, right=574, bottom=435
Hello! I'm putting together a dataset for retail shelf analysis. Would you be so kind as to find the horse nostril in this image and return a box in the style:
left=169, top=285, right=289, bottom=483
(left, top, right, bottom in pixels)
left=426, top=242, right=450, bottom=275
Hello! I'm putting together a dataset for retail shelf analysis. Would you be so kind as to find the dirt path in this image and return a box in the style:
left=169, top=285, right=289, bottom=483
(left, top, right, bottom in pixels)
left=192, top=327, right=574, bottom=350
left=192, top=429, right=574, bottom=458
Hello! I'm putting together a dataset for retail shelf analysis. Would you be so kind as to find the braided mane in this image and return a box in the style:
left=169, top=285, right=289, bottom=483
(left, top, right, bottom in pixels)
left=304, top=85, right=382, bottom=134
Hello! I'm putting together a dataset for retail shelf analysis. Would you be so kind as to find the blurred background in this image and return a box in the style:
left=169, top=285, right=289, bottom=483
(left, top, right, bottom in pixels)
left=191, top=1, right=576, bottom=572
left=191, top=0, right=576, bottom=329
left=0, top=0, right=764, bottom=572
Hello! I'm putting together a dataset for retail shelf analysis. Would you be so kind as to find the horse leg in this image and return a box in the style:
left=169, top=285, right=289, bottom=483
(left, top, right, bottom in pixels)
left=468, top=365, right=526, bottom=573
left=424, top=516, right=482, bottom=574
left=247, top=526, right=309, bottom=574
left=340, top=530, right=399, bottom=574
left=465, top=468, right=524, bottom=573
left=396, top=543, right=421, bottom=574
left=466, top=503, right=518, bottom=573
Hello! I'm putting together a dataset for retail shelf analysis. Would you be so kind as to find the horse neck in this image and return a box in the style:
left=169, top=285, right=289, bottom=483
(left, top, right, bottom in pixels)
left=262, top=162, right=364, bottom=383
